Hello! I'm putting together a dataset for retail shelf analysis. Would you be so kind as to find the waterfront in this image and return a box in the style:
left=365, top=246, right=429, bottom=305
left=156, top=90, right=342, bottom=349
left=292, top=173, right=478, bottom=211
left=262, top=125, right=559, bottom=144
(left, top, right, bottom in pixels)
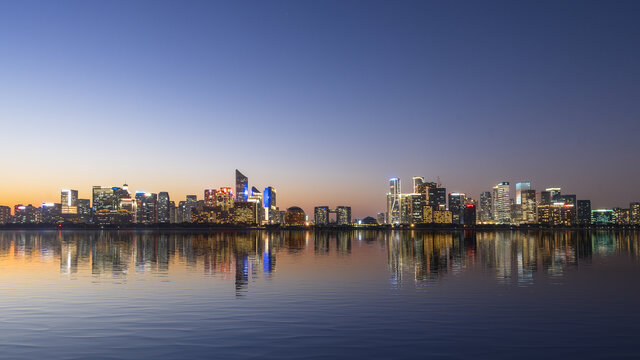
left=1, top=230, right=639, bottom=359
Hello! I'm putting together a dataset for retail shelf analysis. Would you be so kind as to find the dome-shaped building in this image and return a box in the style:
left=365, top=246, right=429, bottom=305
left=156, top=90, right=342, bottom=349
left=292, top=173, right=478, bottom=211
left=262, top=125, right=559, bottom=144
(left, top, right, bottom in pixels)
left=360, top=216, right=378, bottom=225
left=284, top=206, right=306, bottom=226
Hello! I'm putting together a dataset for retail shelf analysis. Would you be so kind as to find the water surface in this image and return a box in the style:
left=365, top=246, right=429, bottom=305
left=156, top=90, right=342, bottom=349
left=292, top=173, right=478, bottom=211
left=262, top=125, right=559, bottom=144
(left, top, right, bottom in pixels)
left=0, top=230, right=639, bottom=359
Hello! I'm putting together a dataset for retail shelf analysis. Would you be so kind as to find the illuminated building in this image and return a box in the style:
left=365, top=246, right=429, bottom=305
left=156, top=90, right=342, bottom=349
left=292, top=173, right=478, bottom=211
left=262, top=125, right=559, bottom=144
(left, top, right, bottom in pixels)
left=284, top=207, right=306, bottom=226
left=559, top=194, right=576, bottom=205
left=376, top=212, right=386, bottom=225
left=631, top=202, right=640, bottom=225
left=540, top=191, right=551, bottom=205
left=577, top=200, right=591, bottom=226
left=119, top=198, right=137, bottom=222
left=216, top=187, right=234, bottom=211
left=387, top=178, right=401, bottom=224
left=409, top=193, right=426, bottom=224
left=479, top=191, right=492, bottom=222
left=248, top=187, right=264, bottom=224
left=492, top=182, right=511, bottom=224
left=169, top=201, right=177, bottom=223
left=157, top=192, right=170, bottom=223
left=613, top=208, right=630, bottom=225
left=561, top=203, right=576, bottom=226
left=135, top=192, right=157, bottom=224
left=399, top=194, right=411, bottom=223
left=422, top=206, right=433, bottom=223
left=78, top=199, right=91, bottom=223
left=0, top=206, right=10, bottom=224
left=429, top=187, right=447, bottom=210
left=60, top=189, right=78, bottom=215
left=40, top=203, right=61, bottom=224
left=448, top=193, right=466, bottom=224
left=314, top=206, right=329, bottom=225
left=336, top=206, right=351, bottom=225
left=235, top=169, right=249, bottom=202
left=204, top=189, right=216, bottom=206
left=521, top=190, right=537, bottom=223
left=232, top=202, right=258, bottom=224
left=537, top=204, right=551, bottom=225
left=592, top=209, right=614, bottom=225
left=546, top=187, right=561, bottom=202
left=515, top=182, right=531, bottom=205
left=412, top=176, right=424, bottom=193
left=463, top=204, right=476, bottom=226
left=92, top=186, right=117, bottom=212
left=433, top=210, right=453, bottom=224
left=181, top=195, right=197, bottom=223
left=14, top=205, right=39, bottom=224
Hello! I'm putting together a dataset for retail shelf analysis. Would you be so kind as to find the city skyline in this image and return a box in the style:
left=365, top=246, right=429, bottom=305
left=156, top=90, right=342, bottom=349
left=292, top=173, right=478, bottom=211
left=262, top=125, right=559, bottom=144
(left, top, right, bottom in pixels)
left=2, top=1, right=640, bottom=218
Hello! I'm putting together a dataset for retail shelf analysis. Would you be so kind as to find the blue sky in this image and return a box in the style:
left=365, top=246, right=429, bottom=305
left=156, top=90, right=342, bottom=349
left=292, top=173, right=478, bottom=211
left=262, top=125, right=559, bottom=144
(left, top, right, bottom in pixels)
left=1, top=0, right=639, bottom=217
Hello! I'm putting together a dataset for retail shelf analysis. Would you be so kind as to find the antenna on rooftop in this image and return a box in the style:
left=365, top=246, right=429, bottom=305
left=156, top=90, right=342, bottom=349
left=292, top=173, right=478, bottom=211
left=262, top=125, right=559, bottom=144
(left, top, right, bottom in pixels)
left=437, top=176, right=442, bottom=188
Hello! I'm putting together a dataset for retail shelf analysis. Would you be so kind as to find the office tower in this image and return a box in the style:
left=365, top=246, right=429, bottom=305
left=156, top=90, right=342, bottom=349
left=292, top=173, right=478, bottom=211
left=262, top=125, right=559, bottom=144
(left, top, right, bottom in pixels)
left=592, top=209, right=614, bottom=225
left=613, top=208, right=631, bottom=225
left=463, top=204, right=476, bottom=226
left=412, top=176, right=424, bottom=193
left=492, top=182, right=511, bottom=224
left=409, top=193, right=426, bottom=224
left=248, top=187, right=264, bottom=224
left=376, top=212, right=386, bottom=225
left=60, top=189, right=79, bottom=215
left=546, top=188, right=562, bottom=202
left=562, top=204, right=576, bottom=226
left=540, top=191, right=551, bottom=205
left=479, top=191, right=492, bottom=222
left=40, top=203, right=61, bottom=224
left=264, top=187, right=278, bottom=224
left=559, top=194, right=576, bottom=205
left=0, top=206, right=10, bottom=224
left=631, top=202, right=640, bottom=225
left=14, top=205, right=39, bottom=224
left=135, top=192, right=157, bottom=224
left=235, top=169, right=249, bottom=202
left=387, top=178, right=401, bottom=224
left=113, top=185, right=130, bottom=203
left=448, top=193, right=466, bottom=224
left=336, top=206, right=352, bottom=225
left=157, top=192, right=170, bottom=223
left=428, top=187, right=447, bottom=210
left=215, top=187, right=234, bottom=211
left=422, top=206, right=433, bottom=223
left=169, top=201, right=177, bottom=223
left=204, top=189, right=216, bottom=206
left=577, top=200, right=591, bottom=226
left=521, top=190, right=537, bottom=223
left=433, top=209, right=453, bottom=224
left=182, top=195, right=197, bottom=223
left=92, top=186, right=117, bottom=212
left=77, top=199, right=91, bottom=223
left=515, top=182, right=531, bottom=205
left=314, top=206, right=330, bottom=225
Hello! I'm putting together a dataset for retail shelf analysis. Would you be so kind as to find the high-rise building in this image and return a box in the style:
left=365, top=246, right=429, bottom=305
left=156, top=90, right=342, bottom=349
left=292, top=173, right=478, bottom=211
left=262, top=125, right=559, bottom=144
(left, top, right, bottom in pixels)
left=204, top=189, right=216, bottom=206
left=613, top=208, right=631, bottom=225
left=40, top=203, right=61, bottom=224
left=492, top=182, right=511, bottom=224
left=135, top=192, right=157, bottom=224
left=479, top=191, right=492, bottom=223
left=409, top=193, right=426, bottom=224
left=169, top=201, right=177, bottom=223
left=515, top=182, right=531, bottom=205
left=0, top=206, right=11, bottom=224
left=264, top=187, right=278, bottom=224
left=92, top=186, right=117, bottom=212
left=521, top=190, right=537, bottom=223
left=631, top=202, right=640, bottom=225
left=540, top=191, right=551, bottom=205
left=577, top=200, right=591, bottom=226
left=336, top=206, right=352, bottom=225
left=463, top=204, right=476, bottom=226
left=376, top=212, right=386, bottom=225
left=157, top=192, right=170, bottom=223
left=546, top=188, right=562, bottom=202
left=215, top=187, right=234, bottom=211
left=61, top=189, right=79, bottom=215
left=387, top=178, right=401, bottom=224
left=78, top=199, right=91, bottom=223
left=235, top=169, right=249, bottom=202
left=248, top=187, right=264, bottom=224
left=314, top=206, right=330, bottom=225
left=448, top=193, right=466, bottom=224
left=429, top=187, right=447, bottom=210
left=14, top=205, right=39, bottom=224
left=559, top=194, right=577, bottom=205
left=412, top=176, right=424, bottom=194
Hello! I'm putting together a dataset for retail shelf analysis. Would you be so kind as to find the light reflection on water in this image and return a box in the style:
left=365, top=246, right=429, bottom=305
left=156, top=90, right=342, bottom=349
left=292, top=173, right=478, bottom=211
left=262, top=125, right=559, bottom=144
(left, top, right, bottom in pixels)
left=1, top=230, right=640, bottom=359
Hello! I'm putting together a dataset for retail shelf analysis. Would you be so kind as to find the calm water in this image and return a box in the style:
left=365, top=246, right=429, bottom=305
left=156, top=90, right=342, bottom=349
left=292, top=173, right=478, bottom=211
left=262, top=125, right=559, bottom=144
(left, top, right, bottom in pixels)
left=1, top=230, right=639, bottom=359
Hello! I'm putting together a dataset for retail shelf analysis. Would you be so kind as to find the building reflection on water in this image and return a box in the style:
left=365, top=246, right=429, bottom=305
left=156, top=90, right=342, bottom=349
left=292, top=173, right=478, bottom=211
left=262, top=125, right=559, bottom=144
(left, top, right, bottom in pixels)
left=0, top=230, right=639, bottom=292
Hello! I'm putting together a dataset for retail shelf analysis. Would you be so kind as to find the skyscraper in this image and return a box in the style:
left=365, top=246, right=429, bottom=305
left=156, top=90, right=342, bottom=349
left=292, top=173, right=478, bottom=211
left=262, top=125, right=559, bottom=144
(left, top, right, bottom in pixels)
left=92, top=186, right=117, bottom=212
left=492, top=182, right=511, bottom=224
left=135, top=192, right=157, bottom=224
left=264, top=187, right=278, bottom=224
left=61, top=189, right=78, bottom=215
left=479, top=191, right=492, bottom=223
left=387, top=178, right=401, bottom=224
left=546, top=188, right=562, bottom=202
left=428, top=187, right=447, bottom=210
left=0, top=206, right=10, bottom=225
left=448, top=193, right=466, bottom=224
left=515, top=182, right=531, bottom=205
left=235, top=169, right=249, bottom=202
left=314, top=206, right=330, bottom=225
left=463, top=204, right=476, bottom=226
left=577, top=200, right=591, bottom=226
left=157, top=192, right=170, bottom=223
left=521, top=190, right=537, bottom=223
left=412, top=176, right=424, bottom=194
left=631, top=202, right=640, bottom=225
left=336, top=206, right=352, bottom=225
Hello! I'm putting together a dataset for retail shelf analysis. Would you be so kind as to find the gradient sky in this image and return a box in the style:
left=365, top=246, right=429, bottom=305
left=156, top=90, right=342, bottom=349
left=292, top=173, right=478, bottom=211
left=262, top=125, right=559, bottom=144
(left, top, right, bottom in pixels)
left=1, top=0, right=640, bottom=217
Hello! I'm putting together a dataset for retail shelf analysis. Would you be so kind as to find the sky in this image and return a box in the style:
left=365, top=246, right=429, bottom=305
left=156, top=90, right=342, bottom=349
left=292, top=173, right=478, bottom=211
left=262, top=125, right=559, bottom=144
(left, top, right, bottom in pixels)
left=1, top=0, right=639, bottom=218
